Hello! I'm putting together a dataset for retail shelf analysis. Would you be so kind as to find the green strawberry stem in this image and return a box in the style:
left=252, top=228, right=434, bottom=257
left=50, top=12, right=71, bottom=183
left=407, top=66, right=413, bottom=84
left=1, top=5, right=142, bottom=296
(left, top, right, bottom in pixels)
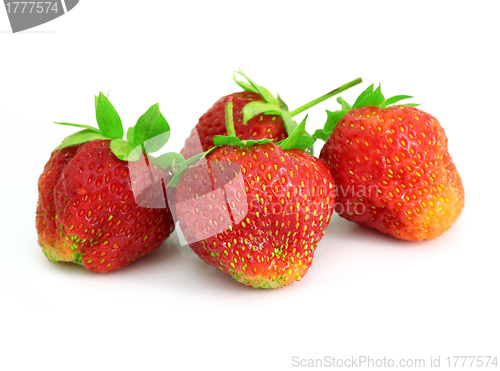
left=225, top=98, right=236, bottom=137
left=289, top=77, right=362, bottom=117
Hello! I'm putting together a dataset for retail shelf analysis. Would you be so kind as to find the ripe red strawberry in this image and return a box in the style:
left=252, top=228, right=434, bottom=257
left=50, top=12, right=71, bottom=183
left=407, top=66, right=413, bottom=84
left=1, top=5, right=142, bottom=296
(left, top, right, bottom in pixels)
left=316, top=85, right=464, bottom=241
left=181, top=90, right=286, bottom=159
left=180, top=71, right=362, bottom=159
left=173, top=101, right=336, bottom=288
left=36, top=93, right=178, bottom=271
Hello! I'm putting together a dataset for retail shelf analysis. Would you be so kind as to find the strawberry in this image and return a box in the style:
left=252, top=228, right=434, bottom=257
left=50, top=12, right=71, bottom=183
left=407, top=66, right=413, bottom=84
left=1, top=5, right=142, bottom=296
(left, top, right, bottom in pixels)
left=172, top=100, right=336, bottom=288
left=315, top=85, right=464, bottom=241
left=180, top=71, right=362, bottom=159
left=36, top=93, right=180, bottom=271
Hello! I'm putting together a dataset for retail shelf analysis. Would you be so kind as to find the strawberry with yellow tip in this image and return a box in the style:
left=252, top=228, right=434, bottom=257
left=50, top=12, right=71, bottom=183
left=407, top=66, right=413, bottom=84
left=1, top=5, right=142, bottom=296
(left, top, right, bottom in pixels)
left=315, top=85, right=464, bottom=241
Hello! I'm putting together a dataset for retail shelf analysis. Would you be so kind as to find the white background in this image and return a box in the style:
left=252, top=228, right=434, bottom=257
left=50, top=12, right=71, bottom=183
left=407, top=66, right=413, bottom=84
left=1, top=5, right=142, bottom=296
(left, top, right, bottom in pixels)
left=1, top=1, right=499, bottom=370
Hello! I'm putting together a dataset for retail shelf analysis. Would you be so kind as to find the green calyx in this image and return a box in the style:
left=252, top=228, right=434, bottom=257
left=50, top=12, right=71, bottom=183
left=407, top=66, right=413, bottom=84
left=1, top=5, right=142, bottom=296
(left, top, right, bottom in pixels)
left=313, top=84, right=420, bottom=141
left=214, top=99, right=314, bottom=151
left=233, top=70, right=362, bottom=137
left=53, top=92, right=183, bottom=169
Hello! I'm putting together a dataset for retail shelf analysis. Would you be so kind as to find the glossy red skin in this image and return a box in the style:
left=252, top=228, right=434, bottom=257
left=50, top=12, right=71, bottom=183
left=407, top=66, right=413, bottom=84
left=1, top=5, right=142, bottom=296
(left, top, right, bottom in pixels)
left=180, top=91, right=288, bottom=159
left=36, top=145, right=80, bottom=261
left=174, top=143, right=336, bottom=288
left=36, top=140, right=175, bottom=272
left=320, top=106, right=464, bottom=241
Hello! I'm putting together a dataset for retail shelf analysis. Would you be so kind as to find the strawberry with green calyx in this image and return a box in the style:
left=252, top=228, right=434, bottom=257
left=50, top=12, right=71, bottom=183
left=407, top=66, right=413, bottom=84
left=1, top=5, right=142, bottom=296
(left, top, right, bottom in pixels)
left=36, top=93, right=179, bottom=272
left=316, top=85, right=464, bottom=241
left=179, top=70, right=362, bottom=158
left=172, top=99, right=336, bottom=288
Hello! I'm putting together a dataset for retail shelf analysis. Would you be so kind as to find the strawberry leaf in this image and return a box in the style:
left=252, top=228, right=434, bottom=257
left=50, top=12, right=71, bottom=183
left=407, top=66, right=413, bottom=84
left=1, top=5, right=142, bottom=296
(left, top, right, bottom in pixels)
left=95, top=92, right=123, bottom=139
left=313, top=129, right=330, bottom=142
left=313, top=109, right=348, bottom=142
left=356, top=85, right=385, bottom=107
left=317, top=83, right=421, bottom=141
left=326, top=110, right=348, bottom=132
left=282, top=110, right=298, bottom=136
left=277, top=95, right=299, bottom=136
left=213, top=135, right=272, bottom=147
left=337, top=96, right=351, bottom=111
left=213, top=136, right=242, bottom=146
left=294, top=135, right=316, bottom=151
left=278, top=116, right=315, bottom=151
left=133, top=103, right=170, bottom=153
left=166, top=151, right=210, bottom=188
left=242, top=101, right=282, bottom=124
left=351, top=84, right=374, bottom=109
left=233, top=71, right=256, bottom=93
left=53, top=129, right=108, bottom=151
left=109, top=139, right=141, bottom=162
left=150, top=152, right=185, bottom=170
left=54, top=122, right=102, bottom=134
left=234, top=70, right=277, bottom=104
left=126, top=126, right=135, bottom=143
left=277, top=95, right=289, bottom=111
left=381, top=95, right=413, bottom=107
left=257, top=85, right=276, bottom=105
left=352, top=85, right=418, bottom=109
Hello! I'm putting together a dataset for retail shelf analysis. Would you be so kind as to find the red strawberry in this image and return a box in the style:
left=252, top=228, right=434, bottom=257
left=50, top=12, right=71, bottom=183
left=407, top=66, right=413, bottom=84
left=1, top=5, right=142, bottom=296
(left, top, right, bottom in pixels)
left=173, top=101, right=336, bottom=288
left=180, top=71, right=362, bottom=159
left=36, top=93, right=178, bottom=271
left=316, top=85, right=464, bottom=241
left=181, top=90, right=286, bottom=159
